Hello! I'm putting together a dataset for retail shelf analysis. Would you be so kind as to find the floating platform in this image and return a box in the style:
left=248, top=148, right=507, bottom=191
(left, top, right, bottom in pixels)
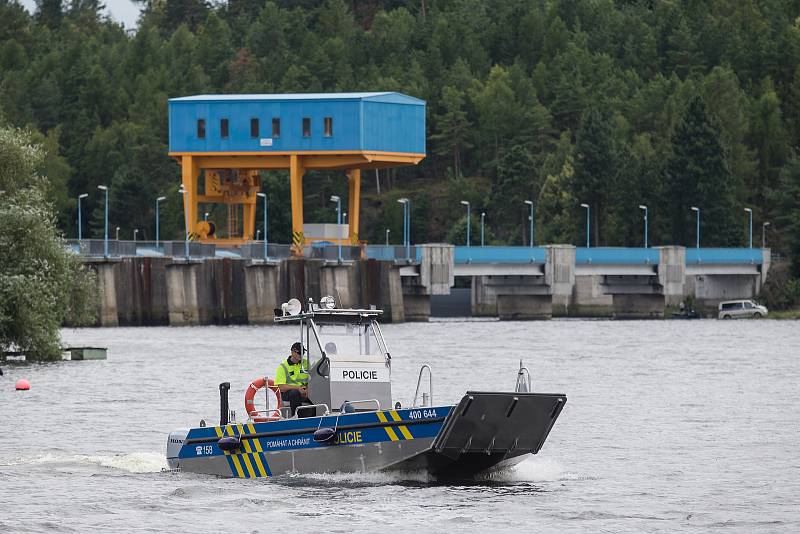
left=64, top=347, right=108, bottom=360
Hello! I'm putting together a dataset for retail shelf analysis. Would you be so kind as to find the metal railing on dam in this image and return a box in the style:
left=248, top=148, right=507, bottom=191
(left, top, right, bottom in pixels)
left=68, top=240, right=764, bottom=267
left=67, top=240, right=421, bottom=263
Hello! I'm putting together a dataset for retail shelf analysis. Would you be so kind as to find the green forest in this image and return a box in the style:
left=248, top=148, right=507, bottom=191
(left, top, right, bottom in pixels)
left=1, top=0, right=799, bottom=268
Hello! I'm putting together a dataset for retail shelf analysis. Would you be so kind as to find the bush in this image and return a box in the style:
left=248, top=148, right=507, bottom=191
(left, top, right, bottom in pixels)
left=0, top=127, right=96, bottom=361
left=758, top=262, right=800, bottom=311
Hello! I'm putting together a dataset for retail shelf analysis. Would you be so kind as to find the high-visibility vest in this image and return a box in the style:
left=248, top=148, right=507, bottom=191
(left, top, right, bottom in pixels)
left=275, top=358, right=309, bottom=386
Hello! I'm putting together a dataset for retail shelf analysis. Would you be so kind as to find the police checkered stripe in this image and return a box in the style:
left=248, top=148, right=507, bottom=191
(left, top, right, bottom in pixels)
left=376, top=410, right=414, bottom=441
left=215, top=424, right=272, bottom=478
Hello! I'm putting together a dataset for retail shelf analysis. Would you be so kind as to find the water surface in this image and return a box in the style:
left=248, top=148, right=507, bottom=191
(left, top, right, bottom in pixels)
left=1, top=320, right=798, bottom=532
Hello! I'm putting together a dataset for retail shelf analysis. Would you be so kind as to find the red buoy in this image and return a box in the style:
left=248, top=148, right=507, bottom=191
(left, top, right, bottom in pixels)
left=15, top=379, right=30, bottom=391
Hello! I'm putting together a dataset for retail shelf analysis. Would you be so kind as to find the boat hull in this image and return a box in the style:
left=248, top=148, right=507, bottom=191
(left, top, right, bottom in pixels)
left=169, top=406, right=449, bottom=478
left=167, top=392, right=566, bottom=479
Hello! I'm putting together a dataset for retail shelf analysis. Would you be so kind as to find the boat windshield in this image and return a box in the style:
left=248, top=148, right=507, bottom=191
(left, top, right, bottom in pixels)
left=314, top=321, right=385, bottom=357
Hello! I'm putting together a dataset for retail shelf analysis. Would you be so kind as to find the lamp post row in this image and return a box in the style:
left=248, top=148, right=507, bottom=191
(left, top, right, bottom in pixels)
left=73, top=190, right=768, bottom=256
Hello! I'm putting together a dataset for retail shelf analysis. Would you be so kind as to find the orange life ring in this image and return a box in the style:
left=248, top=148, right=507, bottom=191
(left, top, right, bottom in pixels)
left=244, top=377, right=282, bottom=422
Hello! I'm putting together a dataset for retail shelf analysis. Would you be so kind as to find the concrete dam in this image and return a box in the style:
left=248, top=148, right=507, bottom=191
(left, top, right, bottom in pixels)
left=81, top=244, right=770, bottom=326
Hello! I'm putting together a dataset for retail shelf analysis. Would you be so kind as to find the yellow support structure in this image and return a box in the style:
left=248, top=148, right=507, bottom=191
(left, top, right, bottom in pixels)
left=347, top=169, right=361, bottom=243
left=181, top=155, right=199, bottom=240
left=172, top=150, right=423, bottom=249
left=290, top=154, right=305, bottom=254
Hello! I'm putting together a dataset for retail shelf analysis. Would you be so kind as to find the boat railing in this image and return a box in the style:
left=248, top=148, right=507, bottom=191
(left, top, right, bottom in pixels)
left=295, top=403, right=331, bottom=418
left=515, top=364, right=532, bottom=393
left=246, top=408, right=282, bottom=421
left=341, top=399, right=381, bottom=412
left=412, top=364, right=434, bottom=407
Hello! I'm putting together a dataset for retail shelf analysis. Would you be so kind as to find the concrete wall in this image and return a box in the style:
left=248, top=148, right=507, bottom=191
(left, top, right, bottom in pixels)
left=546, top=245, right=576, bottom=316
left=114, top=258, right=169, bottom=325
left=612, top=294, right=665, bottom=319
left=85, top=257, right=407, bottom=326
left=245, top=263, right=279, bottom=324
left=83, top=247, right=772, bottom=325
left=497, top=295, right=552, bottom=320
left=89, top=260, right=119, bottom=327
left=571, top=275, right=613, bottom=317
left=658, top=246, right=686, bottom=307
left=165, top=262, right=200, bottom=326
left=687, top=274, right=761, bottom=310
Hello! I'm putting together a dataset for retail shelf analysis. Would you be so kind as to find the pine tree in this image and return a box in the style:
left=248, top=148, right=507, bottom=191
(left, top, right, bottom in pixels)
left=665, top=96, right=740, bottom=247
left=569, top=107, right=617, bottom=246
left=430, top=86, right=472, bottom=177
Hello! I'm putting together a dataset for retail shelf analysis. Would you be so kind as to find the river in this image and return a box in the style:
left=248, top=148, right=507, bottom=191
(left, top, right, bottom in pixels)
left=1, top=319, right=798, bottom=532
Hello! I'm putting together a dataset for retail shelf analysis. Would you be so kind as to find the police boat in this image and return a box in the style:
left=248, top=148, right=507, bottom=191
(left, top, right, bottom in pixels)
left=166, top=296, right=567, bottom=479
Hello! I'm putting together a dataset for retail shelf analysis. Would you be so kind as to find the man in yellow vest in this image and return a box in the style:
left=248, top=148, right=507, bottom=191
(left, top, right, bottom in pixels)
left=275, top=342, right=311, bottom=416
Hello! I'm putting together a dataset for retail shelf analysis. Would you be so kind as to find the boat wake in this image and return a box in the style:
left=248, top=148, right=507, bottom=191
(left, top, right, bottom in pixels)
left=279, top=457, right=570, bottom=487
left=3, top=452, right=168, bottom=473
left=480, top=457, right=567, bottom=483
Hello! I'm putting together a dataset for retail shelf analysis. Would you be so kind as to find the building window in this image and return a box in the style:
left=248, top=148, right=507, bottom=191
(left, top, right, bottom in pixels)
left=220, top=118, right=229, bottom=138
left=324, top=117, right=333, bottom=137
left=302, top=117, right=311, bottom=137
left=197, top=119, right=206, bottom=139
left=272, top=118, right=280, bottom=138
left=250, top=118, right=259, bottom=138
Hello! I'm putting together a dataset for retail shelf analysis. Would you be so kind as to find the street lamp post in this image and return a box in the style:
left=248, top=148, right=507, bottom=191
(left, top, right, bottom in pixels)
left=397, top=198, right=410, bottom=261
left=97, top=185, right=108, bottom=258
left=178, top=186, right=189, bottom=258
left=133, top=229, right=138, bottom=242
left=744, top=208, right=753, bottom=248
left=580, top=203, right=590, bottom=247
left=691, top=206, right=700, bottom=248
left=155, top=196, right=166, bottom=250
left=524, top=200, right=534, bottom=247
left=481, top=212, right=485, bottom=247
left=115, top=226, right=120, bottom=241
left=762, top=222, right=770, bottom=249
left=77, top=193, right=88, bottom=241
left=256, top=229, right=261, bottom=241
left=460, top=200, right=470, bottom=247
left=385, top=228, right=390, bottom=246
left=330, top=195, right=342, bottom=263
left=638, top=205, right=648, bottom=248
left=257, top=192, right=268, bottom=260
left=204, top=212, right=209, bottom=222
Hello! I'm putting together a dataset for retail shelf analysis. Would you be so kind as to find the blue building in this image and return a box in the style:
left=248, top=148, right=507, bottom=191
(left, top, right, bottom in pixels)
left=168, top=92, right=426, bottom=155
left=167, top=93, right=426, bottom=247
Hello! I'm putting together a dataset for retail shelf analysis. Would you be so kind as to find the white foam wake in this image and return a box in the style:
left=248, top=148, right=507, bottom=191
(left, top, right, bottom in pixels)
left=481, top=457, right=566, bottom=483
left=4, top=452, right=167, bottom=473
left=295, top=469, right=434, bottom=485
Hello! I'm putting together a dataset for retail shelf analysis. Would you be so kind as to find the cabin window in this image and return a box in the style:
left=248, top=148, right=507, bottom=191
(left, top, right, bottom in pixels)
left=197, top=119, right=206, bottom=139
left=272, top=118, right=280, bottom=138
left=220, top=118, right=229, bottom=139
left=302, top=117, right=311, bottom=137
left=324, top=117, right=333, bottom=137
left=250, top=118, right=259, bottom=138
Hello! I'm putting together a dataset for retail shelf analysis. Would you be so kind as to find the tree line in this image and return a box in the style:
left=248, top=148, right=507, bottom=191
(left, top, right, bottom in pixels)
left=1, top=0, right=799, bottom=277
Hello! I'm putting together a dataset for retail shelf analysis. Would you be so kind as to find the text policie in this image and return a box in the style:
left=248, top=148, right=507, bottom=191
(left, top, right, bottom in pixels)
left=341, top=370, right=378, bottom=380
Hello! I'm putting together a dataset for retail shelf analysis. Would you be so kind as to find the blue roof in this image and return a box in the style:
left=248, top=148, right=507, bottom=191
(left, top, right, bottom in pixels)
left=169, top=93, right=425, bottom=105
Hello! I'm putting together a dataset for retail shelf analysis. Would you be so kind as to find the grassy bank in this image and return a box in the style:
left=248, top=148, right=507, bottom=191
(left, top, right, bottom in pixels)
left=766, top=309, right=800, bottom=320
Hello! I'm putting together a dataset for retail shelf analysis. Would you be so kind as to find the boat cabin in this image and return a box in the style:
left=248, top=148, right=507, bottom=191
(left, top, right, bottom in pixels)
left=274, top=297, right=392, bottom=413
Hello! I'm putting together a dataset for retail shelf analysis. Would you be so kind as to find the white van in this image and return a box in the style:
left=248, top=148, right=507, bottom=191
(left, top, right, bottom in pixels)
left=718, top=300, right=768, bottom=319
